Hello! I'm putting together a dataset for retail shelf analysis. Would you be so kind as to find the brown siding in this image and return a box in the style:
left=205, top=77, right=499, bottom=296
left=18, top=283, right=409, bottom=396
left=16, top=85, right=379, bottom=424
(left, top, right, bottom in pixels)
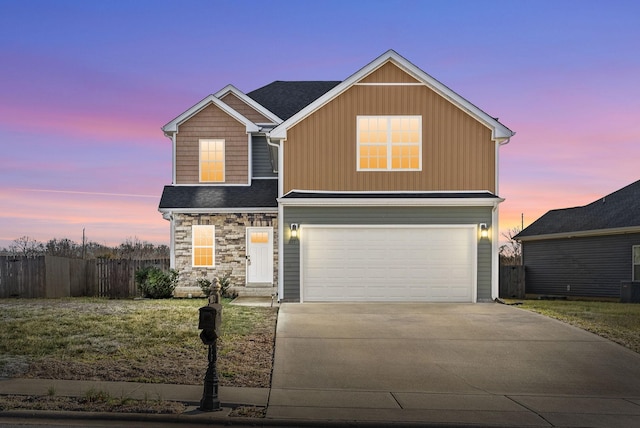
left=176, top=104, right=249, bottom=184
left=283, top=83, right=495, bottom=193
left=360, top=61, right=420, bottom=83
left=220, top=93, right=273, bottom=123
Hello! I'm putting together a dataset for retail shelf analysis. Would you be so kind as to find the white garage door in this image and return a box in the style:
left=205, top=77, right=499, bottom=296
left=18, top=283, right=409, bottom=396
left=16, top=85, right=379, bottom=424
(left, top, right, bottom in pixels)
left=301, top=225, right=476, bottom=302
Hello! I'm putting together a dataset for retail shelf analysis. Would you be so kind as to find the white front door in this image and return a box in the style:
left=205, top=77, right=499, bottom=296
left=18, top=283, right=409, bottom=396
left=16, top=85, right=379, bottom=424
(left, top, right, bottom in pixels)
left=246, top=227, right=274, bottom=284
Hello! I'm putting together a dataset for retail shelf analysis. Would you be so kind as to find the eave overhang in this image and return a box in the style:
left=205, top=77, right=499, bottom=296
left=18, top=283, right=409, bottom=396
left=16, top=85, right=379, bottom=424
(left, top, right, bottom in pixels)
left=159, top=207, right=278, bottom=215
left=278, top=190, right=503, bottom=207
left=517, top=225, right=640, bottom=242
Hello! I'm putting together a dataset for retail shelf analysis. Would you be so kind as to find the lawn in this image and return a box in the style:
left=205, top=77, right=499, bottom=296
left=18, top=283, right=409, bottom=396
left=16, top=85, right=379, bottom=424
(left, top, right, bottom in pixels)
left=509, top=299, right=640, bottom=354
left=0, top=298, right=278, bottom=387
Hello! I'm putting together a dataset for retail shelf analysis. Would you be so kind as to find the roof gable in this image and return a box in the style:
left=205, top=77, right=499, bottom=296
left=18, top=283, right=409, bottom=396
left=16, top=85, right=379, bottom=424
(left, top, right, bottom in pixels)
left=359, top=61, right=420, bottom=83
left=516, top=179, right=640, bottom=240
left=162, top=94, right=259, bottom=135
left=269, top=49, right=514, bottom=141
left=214, top=84, right=282, bottom=124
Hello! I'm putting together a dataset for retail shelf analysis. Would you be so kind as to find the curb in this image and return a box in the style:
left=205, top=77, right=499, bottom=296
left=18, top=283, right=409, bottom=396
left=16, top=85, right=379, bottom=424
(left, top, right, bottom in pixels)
left=0, top=408, right=517, bottom=428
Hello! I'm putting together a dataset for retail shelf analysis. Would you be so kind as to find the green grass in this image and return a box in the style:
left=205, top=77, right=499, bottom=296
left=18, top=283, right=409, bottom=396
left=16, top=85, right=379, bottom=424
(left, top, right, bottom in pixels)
left=0, top=297, right=277, bottom=387
left=510, top=299, right=640, bottom=353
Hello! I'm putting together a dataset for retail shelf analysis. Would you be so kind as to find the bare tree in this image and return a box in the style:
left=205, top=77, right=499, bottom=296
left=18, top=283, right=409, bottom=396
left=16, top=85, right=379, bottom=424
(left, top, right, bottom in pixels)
left=45, top=238, right=81, bottom=258
left=3, top=235, right=168, bottom=260
left=499, top=227, right=522, bottom=266
left=9, top=236, right=45, bottom=258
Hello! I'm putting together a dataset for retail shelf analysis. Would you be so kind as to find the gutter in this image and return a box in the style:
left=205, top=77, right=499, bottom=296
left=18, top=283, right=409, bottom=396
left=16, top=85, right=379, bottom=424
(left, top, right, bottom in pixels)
left=498, top=136, right=513, bottom=146
left=517, top=225, right=640, bottom=242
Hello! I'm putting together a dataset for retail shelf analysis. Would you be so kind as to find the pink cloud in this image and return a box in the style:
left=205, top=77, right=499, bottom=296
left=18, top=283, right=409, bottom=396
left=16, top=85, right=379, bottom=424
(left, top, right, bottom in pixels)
left=0, top=188, right=167, bottom=248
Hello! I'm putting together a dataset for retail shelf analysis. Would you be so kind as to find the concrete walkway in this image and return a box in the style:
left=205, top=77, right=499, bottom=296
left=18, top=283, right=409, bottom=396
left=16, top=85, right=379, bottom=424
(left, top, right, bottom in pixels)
left=268, top=302, right=640, bottom=427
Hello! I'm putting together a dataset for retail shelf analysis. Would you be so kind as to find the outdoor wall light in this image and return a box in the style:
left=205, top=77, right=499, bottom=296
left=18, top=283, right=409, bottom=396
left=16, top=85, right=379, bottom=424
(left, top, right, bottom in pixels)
left=290, top=223, right=299, bottom=238
left=479, top=223, right=489, bottom=239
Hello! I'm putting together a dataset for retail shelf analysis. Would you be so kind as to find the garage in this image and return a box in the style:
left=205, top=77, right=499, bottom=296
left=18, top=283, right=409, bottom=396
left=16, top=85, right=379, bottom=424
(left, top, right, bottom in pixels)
left=300, top=225, right=477, bottom=302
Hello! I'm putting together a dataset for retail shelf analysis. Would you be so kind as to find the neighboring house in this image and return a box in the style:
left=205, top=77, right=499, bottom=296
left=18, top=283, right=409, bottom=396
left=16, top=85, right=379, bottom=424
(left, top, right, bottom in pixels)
left=515, top=180, right=640, bottom=298
left=159, top=50, right=514, bottom=302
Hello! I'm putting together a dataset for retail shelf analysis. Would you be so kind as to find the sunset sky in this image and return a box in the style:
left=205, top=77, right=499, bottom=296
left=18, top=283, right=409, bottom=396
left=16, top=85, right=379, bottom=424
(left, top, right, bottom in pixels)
left=1, top=0, right=639, bottom=249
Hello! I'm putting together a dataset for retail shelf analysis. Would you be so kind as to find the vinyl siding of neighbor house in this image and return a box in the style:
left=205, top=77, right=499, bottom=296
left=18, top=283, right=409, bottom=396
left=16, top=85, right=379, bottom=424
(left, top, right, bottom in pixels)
left=282, top=205, right=493, bottom=302
left=522, top=232, right=640, bottom=298
left=283, top=81, right=495, bottom=194
left=220, top=92, right=274, bottom=124
left=252, top=136, right=277, bottom=178
left=175, top=104, right=249, bottom=184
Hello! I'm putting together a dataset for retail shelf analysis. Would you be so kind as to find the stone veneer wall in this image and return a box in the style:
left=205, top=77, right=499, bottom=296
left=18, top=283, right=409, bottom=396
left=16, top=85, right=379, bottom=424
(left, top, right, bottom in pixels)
left=173, top=212, right=278, bottom=297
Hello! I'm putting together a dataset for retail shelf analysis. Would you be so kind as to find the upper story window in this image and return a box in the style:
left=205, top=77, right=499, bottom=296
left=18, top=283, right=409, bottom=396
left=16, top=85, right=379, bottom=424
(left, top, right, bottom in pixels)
left=192, top=225, right=215, bottom=267
left=200, top=139, right=225, bottom=182
left=357, top=116, right=421, bottom=171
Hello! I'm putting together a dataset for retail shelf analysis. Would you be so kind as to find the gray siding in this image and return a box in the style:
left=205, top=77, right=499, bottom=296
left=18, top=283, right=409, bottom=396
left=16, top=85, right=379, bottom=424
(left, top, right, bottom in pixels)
left=252, top=136, right=277, bottom=178
left=283, top=205, right=494, bottom=301
left=522, top=232, right=640, bottom=298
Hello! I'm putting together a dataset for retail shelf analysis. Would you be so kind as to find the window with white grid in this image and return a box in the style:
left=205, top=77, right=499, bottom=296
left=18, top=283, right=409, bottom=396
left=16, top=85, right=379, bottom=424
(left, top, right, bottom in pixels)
left=357, top=116, right=421, bottom=171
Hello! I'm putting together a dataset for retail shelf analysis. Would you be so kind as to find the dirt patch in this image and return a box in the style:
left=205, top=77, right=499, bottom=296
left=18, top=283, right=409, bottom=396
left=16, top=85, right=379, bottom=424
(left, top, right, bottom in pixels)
left=0, top=394, right=186, bottom=414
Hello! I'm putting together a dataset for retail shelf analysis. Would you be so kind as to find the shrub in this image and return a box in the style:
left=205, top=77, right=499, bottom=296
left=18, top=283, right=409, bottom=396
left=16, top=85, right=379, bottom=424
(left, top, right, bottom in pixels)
left=135, top=267, right=178, bottom=299
left=197, top=273, right=236, bottom=298
left=218, top=273, right=235, bottom=298
left=197, top=277, right=211, bottom=296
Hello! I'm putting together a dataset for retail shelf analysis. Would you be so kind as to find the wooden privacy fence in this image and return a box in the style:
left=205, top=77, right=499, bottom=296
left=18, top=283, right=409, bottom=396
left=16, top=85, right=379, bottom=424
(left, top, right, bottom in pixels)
left=499, top=265, right=525, bottom=299
left=0, top=256, right=170, bottom=298
left=94, top=258, right=170, bottom=298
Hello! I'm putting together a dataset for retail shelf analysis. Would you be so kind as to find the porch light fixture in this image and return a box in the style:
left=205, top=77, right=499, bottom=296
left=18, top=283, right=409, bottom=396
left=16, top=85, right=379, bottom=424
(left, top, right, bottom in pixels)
left=479, top=223, right=489, bottom=239
left=290, top=223, right=299, bottom=238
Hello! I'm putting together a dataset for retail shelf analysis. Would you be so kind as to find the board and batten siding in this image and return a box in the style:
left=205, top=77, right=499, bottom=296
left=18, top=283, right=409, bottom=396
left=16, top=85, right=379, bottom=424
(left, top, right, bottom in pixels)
left=282, top=205, right=493, bottom=302
left=175, top=104, right=249, bottom=184
left=252, top=136, right=277, bottom=178
left=359, top=61, right=422, bottom=84
left=283, top=63, right=496, bottom=194
left=522, top=232, right=640, bottom=298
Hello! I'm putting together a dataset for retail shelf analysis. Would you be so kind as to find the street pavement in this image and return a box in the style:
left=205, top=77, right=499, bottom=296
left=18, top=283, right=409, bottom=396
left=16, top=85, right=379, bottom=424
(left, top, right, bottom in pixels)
left=2, top=299, right=640, bottom=427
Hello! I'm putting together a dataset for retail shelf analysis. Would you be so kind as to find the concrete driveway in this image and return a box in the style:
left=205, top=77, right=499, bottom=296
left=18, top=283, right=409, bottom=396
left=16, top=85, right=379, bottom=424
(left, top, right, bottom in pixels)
left=267, top=302, right=640, bottom=427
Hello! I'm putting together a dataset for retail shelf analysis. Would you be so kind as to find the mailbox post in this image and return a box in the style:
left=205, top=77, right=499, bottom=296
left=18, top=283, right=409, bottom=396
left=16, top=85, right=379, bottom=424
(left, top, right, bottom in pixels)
left=198, top=277, right=223, bottom=412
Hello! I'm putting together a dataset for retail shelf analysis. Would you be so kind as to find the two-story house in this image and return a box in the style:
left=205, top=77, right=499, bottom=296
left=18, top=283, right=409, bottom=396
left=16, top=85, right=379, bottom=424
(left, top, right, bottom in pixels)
left=159, top=50, right=514, bottom=302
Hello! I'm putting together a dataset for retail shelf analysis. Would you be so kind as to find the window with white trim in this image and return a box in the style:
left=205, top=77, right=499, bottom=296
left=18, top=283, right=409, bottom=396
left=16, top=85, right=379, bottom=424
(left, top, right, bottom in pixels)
left=633, top=245, right=640, bottom=281
left=199, top=139, right=225, bottom=182
left=192, top=225, right=215, bottom=267
left=357, top=116, right=421, bottom=171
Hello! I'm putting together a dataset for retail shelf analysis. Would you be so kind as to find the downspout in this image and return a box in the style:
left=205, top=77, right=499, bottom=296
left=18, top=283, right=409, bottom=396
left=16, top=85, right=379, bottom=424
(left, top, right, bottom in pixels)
left=162, top=130, right=177, bottom=270
left=247, top=133, right=252, bottom=185
left=495, top=137, right=511, bottom=196
left=162, top=211, right=176, bottom=269
left=266, top=135, right=284, bottom=301
left=492, top=135, right=511, bottom=300
left=491, top=202, right=500, bottom=301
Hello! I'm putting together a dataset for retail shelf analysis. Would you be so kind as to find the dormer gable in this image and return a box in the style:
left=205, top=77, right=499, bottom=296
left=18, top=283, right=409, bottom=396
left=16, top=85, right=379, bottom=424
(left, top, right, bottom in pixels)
left=162, top=94, right=259, bottom=136
left=214, top=84, right=282, bottom=125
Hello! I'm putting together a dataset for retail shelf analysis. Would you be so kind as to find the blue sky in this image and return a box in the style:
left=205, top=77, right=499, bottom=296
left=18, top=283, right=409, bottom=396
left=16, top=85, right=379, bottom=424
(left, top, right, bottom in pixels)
left=1, top=0, right=639, bottom=247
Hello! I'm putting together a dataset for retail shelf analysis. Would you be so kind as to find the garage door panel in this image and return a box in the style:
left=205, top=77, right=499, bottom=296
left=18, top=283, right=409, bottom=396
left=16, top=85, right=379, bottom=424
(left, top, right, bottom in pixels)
left=301, top=226, right=476, bottom=302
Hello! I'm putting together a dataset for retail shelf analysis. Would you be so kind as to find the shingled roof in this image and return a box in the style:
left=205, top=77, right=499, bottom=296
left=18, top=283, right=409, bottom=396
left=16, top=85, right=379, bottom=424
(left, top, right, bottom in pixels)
left=516, top=179, right=640, bottom=240
left=247, top=81, right=341, bottom=121
left=159, top=180, right=278, bottom=211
